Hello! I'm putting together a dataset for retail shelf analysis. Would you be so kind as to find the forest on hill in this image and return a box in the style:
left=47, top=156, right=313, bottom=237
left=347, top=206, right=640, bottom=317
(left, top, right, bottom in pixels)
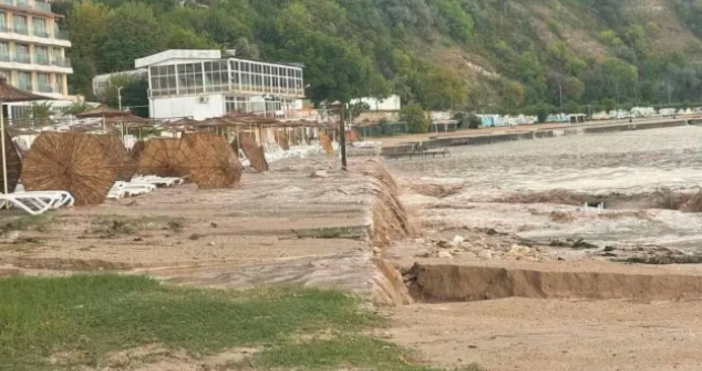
left=55, top=0, right=702, bottom=114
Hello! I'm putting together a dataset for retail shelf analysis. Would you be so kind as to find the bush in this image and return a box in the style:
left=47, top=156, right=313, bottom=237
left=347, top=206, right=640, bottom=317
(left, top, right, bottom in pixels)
left=466, top=114, right=481, bottom=129
left=400, top=103, right=429, bottom=133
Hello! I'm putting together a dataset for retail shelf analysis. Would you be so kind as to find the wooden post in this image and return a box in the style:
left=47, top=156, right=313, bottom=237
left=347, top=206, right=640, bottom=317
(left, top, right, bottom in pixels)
left=340, top=103, right=347, bottom=171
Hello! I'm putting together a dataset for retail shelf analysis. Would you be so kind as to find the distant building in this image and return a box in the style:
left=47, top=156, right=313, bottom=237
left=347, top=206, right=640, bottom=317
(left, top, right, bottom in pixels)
left=0, top=0, right=73, bottom=119
left=350, top=95, right=401, bottom=111
left=0, top=0, right=72, bottom=98
left=134, top=49, right=305, bottom=120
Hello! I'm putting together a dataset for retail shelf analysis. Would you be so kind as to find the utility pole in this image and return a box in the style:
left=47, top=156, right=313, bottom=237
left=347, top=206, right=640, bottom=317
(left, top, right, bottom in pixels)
left=117, top=86, right=124, bottom=140
left=117, top=86, right=123, bottom=111
left=667, top=83, right=672, bottom=105
left=339, top=103, right=347, bottom=171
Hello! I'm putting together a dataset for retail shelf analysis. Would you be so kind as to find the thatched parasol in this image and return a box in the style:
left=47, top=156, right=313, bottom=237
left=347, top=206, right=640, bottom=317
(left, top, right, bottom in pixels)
left=129, top=140, right=147, bottom=161
left=96, top=134, right=137, bottom=181
left=0, top=77, right=53, bottom=195
left=320, top=132, right=334, bottom=157
left=240, top=135, right=268, bottom=172
left=275, top=131, right=290, bottom=150
left=185, top=132, right=242, bottom=189
left=75, top=105, right=130, bottom=119
left=0, top=130, right=21, bottom=193
left=137, top=138, right=190, bottom=177
left=21, top=132, right=114, bottom=206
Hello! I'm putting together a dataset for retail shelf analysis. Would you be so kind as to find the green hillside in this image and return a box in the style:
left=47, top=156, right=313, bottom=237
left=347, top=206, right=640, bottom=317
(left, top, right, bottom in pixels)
left=57, top=0, right=702, bottom=113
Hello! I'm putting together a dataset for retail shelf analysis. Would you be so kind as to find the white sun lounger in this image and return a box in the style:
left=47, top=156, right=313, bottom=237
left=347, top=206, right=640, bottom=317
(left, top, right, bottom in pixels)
left=0, top=193, right=55, bottom=215
left=14, top=191, right=74, bottom=209
left=132, top=176, right=184, bottom=187
left=112, top=182, right=157, bottom=196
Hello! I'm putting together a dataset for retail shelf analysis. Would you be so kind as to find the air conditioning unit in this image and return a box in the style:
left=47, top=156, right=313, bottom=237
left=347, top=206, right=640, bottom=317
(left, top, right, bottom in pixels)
left=198, top=96, right=209, bottom=104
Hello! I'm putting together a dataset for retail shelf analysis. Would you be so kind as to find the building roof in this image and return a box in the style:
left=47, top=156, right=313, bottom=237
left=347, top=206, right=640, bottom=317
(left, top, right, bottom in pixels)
left=135, top=50, right=222, bottom=69
left=135, top=49, right=305, bottom=69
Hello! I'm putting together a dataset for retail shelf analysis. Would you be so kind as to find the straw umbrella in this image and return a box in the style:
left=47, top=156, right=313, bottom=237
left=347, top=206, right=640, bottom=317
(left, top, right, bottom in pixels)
left=76, top=104, right=135, bottom=138
left=0, top=77, right=54, bottom=194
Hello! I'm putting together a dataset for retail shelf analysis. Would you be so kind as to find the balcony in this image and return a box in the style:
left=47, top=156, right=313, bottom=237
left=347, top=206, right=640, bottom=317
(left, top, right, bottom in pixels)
left=50, top=56, right=69, bottom=67
left=34, top=53, right=49, bottom=65
left=13, top=24, right=28, bottom=35
left=33, top=28, right=49, bottom=38
left=55, top=30, right=68, bottom=40
left=3, top=0, right=53, bottom=13
left=18, top=81, right=31, bottom=91
left=37, top=83, right=52, bottom=93
left=0, top=51, right=70, bottom=68
left=15, top=52, right=29, bottom=63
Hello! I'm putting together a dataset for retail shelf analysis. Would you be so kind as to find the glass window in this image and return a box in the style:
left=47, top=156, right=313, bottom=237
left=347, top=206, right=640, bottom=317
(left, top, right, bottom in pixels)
left=0, top=12, right=7, bottom=31
left=17, top=71, right=31, bottom=91
left=56, top=74, right=64, bottom=94
left=32, top=17, right=47, bottom=37
left=13, top=15, right=27, bottom=35
left=149, top=65, right=178, bottom=97
left=176, top=62, right=204, bottom=95
left=37, top=73, right=50, bottom=92
left=15, top=43, right=29, bottom=63
left=0, top=42, right=8, bottom=61
left=35, top=46, right=49, bottom=65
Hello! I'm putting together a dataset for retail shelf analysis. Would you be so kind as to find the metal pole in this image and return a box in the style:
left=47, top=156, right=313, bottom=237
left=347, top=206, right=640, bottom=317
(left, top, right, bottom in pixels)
left=339, top=103, right=347, bottom=171
left=117, top=86, right=124, bottom=141
left=1, top=102, right=7, bottom=195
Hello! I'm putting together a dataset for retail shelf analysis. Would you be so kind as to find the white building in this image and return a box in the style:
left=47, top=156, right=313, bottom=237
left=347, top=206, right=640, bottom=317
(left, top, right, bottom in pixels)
left=135, top=49, right=305, bottom=120
left=350, top=95, right=401, bottom=111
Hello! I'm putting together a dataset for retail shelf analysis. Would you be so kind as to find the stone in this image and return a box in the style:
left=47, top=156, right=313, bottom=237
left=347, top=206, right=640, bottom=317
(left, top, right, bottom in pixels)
left=437, top=239, right=457, bottom=249
left=453, top=235, right=465, bottom=244
left=5, top=231, right=19, bottom=242
left=309, top=170, right=329, bottom=178
left=508, top=244, right=531, bottom=256
left=478, top=250, right=493, bottom=260
left=438, top=251, right=453, bottom=259
left=372, top=246, right=383, bottom=254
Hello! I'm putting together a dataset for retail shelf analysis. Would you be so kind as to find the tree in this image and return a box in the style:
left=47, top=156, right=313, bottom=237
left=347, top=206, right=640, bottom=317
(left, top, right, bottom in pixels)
left=401, top=103, right=429, bottom=133
left=501, top=79, right=525, bottom=108
left=411, top=64, right=467, bottom=110
left=101, top=74, right=150, bottom=117
left=62, top=101, right=91, bottom=116
left=98, top=2, right=168, bottom=72
left=274, top=3, right=390, bottom=103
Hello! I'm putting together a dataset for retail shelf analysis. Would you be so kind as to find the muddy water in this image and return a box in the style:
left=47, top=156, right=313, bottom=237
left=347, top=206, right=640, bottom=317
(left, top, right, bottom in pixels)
left=388, top=126, right=702, bottom=254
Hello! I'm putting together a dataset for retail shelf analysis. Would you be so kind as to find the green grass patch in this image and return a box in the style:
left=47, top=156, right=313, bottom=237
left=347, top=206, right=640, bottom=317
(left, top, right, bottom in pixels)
left=0, top=275, right=477, bottom=371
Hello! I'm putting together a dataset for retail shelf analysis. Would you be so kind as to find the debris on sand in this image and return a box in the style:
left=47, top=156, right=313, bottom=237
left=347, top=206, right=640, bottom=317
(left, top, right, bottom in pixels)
left=409, top=183, right=463, bottom=199
left=549, top=238, right=599, bottom=250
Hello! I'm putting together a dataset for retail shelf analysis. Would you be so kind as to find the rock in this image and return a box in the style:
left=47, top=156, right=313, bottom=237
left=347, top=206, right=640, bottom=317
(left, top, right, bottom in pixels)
left=437, top=239, right=457, bottom=249
left=208, top=242, right=215, bottom=247
left=478, top=250, right=493, bottom=260
left=508, top=244, right=531, bottom=257
left=438, top=251, right=453, bottom=259
left=5, top=231, right=19, bottom=242
left=453, top=235, right=465, bottom=244
left=309, top=170, right=329, bottom=178
left=372, top=246, right=383, bottom=254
